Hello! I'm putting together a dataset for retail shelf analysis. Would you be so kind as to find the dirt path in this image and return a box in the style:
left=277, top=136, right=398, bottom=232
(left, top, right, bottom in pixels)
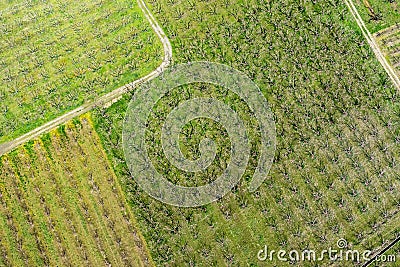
left=344, top=0, right=400, bottom=90
left=0, top=0, right=172, bottom=157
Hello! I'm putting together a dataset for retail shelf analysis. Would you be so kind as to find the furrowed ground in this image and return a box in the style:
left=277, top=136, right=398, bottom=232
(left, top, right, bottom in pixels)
left=0, top=0, right=162, bottom=143
left=94, top=0, right=400, bottom=266
left=374, top=24, right=400, bottom=76
left=0, top=115, right=152, bottom=266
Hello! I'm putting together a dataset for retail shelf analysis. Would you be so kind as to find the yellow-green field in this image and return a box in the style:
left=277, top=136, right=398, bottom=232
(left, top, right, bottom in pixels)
left=0, top=115, right=152, bottom=266
left=0, top=0, right=162, bottom=143
left=375, top=24, right=400, bottom=73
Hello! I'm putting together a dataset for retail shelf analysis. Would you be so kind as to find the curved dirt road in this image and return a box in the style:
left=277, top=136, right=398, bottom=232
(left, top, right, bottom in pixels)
left=0, top=0, right=172, bottom=156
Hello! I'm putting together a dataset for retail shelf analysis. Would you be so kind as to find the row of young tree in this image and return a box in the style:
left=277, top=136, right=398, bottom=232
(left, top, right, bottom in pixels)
left=0, top=0, right=161, bottom=142
left=94, top=0, right=400, bottom=265
left=0, top=119, right=152, bottom=266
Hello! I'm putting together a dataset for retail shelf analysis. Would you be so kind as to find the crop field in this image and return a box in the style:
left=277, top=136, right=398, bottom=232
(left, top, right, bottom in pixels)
left=374, top=22, right=400, bottom=80
left=0, top=115, right=152, bottom=266
left=375, top=25, right=400, bottom=72
left=0, top=0, right=162, bottom=143
left=93, top=0, right=400, bottom=265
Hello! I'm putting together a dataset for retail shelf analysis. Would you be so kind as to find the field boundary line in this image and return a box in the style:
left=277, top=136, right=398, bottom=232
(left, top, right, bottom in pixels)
left=361, top=235, right=400, bottom=266
left=375, top=23, right=400, bottom=39
left=344, top=0, right=400, bottom=90
left=0, top=0, right=172, bottom=157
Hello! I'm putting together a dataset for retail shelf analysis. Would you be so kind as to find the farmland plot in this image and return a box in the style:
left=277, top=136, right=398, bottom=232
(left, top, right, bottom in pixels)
left=375, top=25, right=400, bottom=71
left=94, top=0, right=400, bottom=265
left=0, top=0, right=162, bottom=143
left=354, top=0, right=400, bottom=33
left=0, top=115, right=152, bottom=266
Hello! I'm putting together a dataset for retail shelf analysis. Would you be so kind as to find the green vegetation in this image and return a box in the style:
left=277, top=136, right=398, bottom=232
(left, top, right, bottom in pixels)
left=368, top=228, right=400, bottom=266
left=354, top=0, right=400, bottom=33
left=0, top=115, right=153, bottom=266
left=0, top=0, right=162, bottom=143
left=369, top=249, right=399, bottom=266
left=93, top=0, right=400, bottom=265
left=366, top=217, right=400, bottom=266
left=375, top=23, right=400, bottom=72
left=373, top=240, right=399, bottom=266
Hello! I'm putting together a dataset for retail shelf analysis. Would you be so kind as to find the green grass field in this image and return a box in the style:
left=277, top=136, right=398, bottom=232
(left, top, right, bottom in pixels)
left=354, top=0, right=400, bottom=33
left=0, top=0, right=162, bottom=143
left=93, top=0, right=400, bottom=266
left=0, top=115, right=153, bottom=266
